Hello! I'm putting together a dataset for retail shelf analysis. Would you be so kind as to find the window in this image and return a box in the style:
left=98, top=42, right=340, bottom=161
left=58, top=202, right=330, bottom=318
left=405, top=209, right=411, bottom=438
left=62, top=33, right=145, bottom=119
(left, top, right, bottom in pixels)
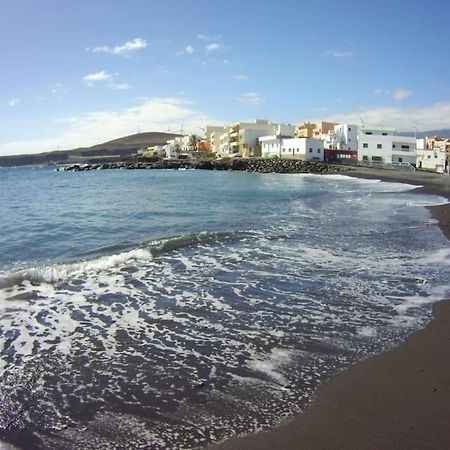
left=398, top=158, right=403, bottom=163
left=365, top=131, right=372, bottom=135
left=348, top=127, right=351, bottom=131
left=363, top=143, right=368, bottom=148
left=382, top=133, right=388, bottom=136
left=362, top=155, right=369, bottom=161
left=296, top=149, right=299, bottom=153
left=377, top=144, right=382, bottom=149
left=372, top=156, right=382, bottom=162
left=401, top=145, right=410, bottom=150
left=317, top=148, right=321, bottom=153
left=348, top=138, right=351, bottom=142
left=309, top=148, right=313, bottom=153
left=393, top=144, right=396, bottom=148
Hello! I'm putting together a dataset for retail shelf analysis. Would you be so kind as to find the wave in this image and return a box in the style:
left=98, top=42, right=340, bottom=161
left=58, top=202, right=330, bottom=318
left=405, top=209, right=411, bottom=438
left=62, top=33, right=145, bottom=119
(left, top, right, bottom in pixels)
left=0, top=231, right=241, bottom=289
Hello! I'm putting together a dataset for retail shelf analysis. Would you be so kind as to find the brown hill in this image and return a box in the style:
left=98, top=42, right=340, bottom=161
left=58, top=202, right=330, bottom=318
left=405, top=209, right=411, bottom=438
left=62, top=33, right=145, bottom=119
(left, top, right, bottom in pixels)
left=0, top=132, right=181, bottom=167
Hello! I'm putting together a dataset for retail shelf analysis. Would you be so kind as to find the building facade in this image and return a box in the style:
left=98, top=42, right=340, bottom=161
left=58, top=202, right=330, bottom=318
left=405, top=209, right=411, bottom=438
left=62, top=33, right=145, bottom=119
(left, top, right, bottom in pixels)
left=259, top=136, right=324, bottom=161
left=217, top=120, right=294, bottom=158
left=324, top=124, right=358, bottom=150
left=357, top=128, right=417, bottom=165
left=416, top=149, right=448, bottom=173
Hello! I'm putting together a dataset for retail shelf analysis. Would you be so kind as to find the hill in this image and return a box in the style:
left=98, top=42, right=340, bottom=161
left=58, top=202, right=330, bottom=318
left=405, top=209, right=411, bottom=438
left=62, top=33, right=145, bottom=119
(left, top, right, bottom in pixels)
left=399, top=129, right=450, bottom=138
left=0, top=132, right=181, bottom=167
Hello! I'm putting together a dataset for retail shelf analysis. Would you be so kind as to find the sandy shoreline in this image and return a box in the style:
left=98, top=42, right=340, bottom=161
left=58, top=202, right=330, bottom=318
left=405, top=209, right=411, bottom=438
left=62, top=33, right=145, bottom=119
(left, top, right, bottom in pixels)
left=210, top=167, right=450, bottom=450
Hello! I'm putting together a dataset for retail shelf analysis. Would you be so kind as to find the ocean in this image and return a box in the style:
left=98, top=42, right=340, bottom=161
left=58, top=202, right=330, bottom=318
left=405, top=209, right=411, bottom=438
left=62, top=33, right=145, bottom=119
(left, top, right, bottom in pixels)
left=1, top=166, right=450, bottom=449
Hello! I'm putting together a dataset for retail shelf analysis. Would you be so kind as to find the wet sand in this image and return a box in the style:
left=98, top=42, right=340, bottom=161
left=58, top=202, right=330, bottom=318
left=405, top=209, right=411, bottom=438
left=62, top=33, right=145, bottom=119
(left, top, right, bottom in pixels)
left=211, top=167, right=450, bottom=450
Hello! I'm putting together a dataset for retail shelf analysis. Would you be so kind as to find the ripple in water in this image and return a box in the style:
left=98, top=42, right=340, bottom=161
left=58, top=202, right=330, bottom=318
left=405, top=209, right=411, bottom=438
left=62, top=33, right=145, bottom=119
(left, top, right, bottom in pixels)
left=0, top=173, right=450, bottom=449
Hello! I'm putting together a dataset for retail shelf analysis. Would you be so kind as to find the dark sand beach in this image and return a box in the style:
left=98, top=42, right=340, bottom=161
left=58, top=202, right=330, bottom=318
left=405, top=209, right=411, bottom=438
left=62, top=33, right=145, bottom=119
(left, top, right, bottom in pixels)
left=211, top=167, right=450, bottom=450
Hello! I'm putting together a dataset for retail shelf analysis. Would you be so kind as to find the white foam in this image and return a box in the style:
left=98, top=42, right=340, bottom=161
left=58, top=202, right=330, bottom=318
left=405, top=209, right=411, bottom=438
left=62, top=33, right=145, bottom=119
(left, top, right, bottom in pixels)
left=247, top=348, right=292, bottom=385
left=357, top=326, right=377, bottom=338
left=20, top=248, right=153, bottom=283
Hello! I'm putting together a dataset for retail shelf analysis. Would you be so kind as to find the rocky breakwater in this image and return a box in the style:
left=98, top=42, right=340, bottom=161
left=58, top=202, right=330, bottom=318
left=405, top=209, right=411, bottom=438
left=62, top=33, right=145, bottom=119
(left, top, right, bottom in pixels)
left=58, top=157, right=349, bottom=174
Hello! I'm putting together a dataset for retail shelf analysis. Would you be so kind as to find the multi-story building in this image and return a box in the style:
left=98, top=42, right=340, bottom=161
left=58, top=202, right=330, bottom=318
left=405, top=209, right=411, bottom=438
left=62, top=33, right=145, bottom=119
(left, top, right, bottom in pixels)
left=426, top=136, right=450, bottom=153
left=205, top=125, right=226, bottom=154
left=357, top=127, right=417, bottom=165
left=312, top=121, right=336, bottom=139
left=259, top=136, right=324, bottom=161
left=324, top=124, right=358, bottom=150
left=218, top=120, right=294, bottom=158
left=295, top=122, right=316, bottom=138
left=164, top=135, right=199, bottom=159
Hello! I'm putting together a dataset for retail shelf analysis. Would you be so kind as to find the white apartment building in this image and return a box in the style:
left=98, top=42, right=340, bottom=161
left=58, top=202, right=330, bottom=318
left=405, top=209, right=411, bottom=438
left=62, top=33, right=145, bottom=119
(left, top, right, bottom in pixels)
left=417, top=148, right=448, bottom=173
left=205, top=125, right=226, bottom=154
left=219, top=132, right=230, bottom=158
left=324, top=124, right=358, bottom=150
left=259, top=136, right=324, bottom=161
left=358, top=128, right=417, bottom=165
left=164, top=135, right=196, bottom=159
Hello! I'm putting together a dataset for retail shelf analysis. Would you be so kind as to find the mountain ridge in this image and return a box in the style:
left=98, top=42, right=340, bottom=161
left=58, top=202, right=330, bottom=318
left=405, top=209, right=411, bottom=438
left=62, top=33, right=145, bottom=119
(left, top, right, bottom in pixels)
left=0, top=132, right=181, bottom=167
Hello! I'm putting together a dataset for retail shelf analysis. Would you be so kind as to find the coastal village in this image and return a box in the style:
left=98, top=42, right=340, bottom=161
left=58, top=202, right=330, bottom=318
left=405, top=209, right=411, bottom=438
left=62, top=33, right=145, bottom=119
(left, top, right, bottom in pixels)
left=142, top=120, right=450, bottom=174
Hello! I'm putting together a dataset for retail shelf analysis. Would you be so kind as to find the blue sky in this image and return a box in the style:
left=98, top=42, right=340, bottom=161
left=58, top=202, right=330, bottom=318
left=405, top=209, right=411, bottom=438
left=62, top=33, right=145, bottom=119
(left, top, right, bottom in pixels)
left=1, top=0, right=450, bottom=155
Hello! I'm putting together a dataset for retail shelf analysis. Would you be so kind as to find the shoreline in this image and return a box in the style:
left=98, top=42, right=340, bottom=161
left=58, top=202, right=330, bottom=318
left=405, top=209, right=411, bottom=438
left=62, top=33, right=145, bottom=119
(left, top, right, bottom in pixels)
left=210, top=167, right=450, bottom=450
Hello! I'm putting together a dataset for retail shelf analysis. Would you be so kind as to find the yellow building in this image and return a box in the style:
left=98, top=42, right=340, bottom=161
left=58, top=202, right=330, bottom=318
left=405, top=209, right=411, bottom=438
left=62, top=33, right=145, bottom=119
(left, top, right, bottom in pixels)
left=295, top=122, right=316, bottom=138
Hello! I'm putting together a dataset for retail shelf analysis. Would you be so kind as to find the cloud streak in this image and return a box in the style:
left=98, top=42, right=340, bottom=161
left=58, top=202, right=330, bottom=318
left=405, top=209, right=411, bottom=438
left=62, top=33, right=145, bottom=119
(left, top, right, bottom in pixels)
left=87, top=38, right=147, bottom=56
left=83, top=71, right=114, bottom=83
left=238, top=92, right=265, bottom=106
left=233, top=75, right=249, bottom=81
left=326, top=50, right=354, bottom=59
left=375, top=88, right=413, bottom=101
left=206, top=43, right=223, bottom=53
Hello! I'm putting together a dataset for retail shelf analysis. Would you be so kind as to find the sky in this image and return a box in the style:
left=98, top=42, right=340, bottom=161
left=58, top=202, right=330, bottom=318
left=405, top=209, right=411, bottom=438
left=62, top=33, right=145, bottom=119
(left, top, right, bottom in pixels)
left=1, top=0, right=450, bottom=155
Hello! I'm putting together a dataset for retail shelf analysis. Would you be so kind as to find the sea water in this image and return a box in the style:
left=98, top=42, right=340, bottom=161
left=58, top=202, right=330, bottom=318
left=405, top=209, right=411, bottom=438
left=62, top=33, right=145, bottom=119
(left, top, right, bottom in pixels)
left=1, top=166, right=450, bottom=449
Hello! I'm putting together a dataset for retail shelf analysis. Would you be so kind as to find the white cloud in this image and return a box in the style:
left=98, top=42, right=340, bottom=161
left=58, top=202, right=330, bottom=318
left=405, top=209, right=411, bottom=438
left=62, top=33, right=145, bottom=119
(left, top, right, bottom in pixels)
left=0, top=98, right=215, bottom=156
left=83, top=71, right=115, bottom=87
left=7, top=98, right=20, bottom=107
left=233, top=75, right=249, bottom=81
left=238, top=92, right=265, bottom=106
left=391, top=88, right=413, bottom=101
left=375, top=87, right=413, bottom=102
left=110, top=83, right=130, bottom=90
left=87, top=38, right=147, bottom=56
left=83, top=71, right=113, bottom=82
left=327, top=102, right=450, bottom=131
left=206, top=43, right=223, bottom=53
left=326, top=50, right=354, bottom=59
left=197, top=34, right=221, bottom=41
left=177, top=45, right=194, bottom=55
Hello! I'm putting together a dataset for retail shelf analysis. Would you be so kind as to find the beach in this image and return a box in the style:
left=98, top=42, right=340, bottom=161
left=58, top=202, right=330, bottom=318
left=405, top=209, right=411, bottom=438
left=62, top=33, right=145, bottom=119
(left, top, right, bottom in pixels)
left=1, top=166, right=449, bottom=449
left=211, top=167, right=450, bottom=450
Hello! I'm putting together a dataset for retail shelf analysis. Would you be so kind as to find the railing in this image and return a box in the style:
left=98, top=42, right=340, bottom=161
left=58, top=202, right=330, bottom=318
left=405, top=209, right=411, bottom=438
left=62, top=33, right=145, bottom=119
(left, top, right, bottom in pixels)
left=356, top=161, right=416, bottom=171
